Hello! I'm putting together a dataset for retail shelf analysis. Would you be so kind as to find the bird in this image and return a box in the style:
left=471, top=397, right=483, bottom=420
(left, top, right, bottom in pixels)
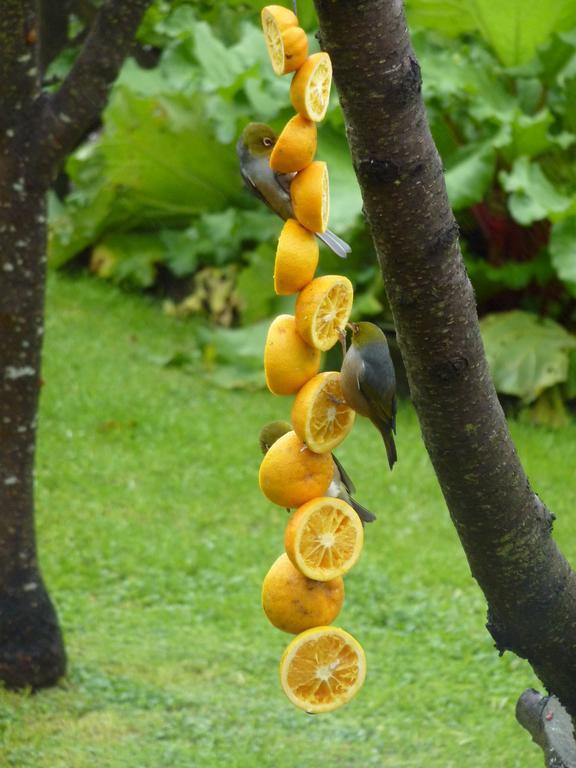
left=340, top=322, right=397, bottom=470
left=237, top=122, right=351, bottom=258
left=258, top=421, right=376, bottom=525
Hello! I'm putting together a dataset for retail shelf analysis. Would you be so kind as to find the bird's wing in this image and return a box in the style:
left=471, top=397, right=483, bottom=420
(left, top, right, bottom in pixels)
left=357, top=372, right=396, bottom=430
left=333, top=455, right=356, bottom=495
left=240, top=167, right=274, bottom=210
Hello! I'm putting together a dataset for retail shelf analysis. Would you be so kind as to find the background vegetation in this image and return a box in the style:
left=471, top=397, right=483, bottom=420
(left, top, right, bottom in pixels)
left=2, top=273, right=575, bottom=766
left=47, top=0, right=576, bottom=423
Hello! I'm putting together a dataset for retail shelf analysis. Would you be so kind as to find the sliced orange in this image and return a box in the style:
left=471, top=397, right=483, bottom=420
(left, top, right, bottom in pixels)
left=274, top=219, right=319, bottom=296
left=262, top=553, right=344, bottom=634
left=259, top=430, right=333, bottom=508
left=264, top=314, right=321, bottom=395
left=290, top=52, right=332, bottom=122
left=295, top=275, right=353, bottom=352
left=261, top=6, right=308, bottom=75
left=291, top=371, right=355, bottom=454
left=291, top=161, right=329, bottom=233
left=270, top=114, right=317, bottom=173
left=280, top=626, right=366, bottom=713
left=285, top=497, right=364, bottom=581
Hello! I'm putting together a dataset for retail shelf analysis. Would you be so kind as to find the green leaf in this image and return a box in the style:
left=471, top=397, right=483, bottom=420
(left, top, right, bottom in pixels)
left=236, top=243, right=279, bottom=324
left=444, top=142, right=496, bottom=210
left=549, top=217, right=576, bottom=295
left=406, top=0, right=576, bottom=66
left=91, top=233, right=166, bottom=289
left=499, top=157, right=573, bottom=225
left=317, top=128, right=363, bottom=232
left=480, top=310, right=576, bottom=402
left=194, top=320, right=269, bottom=390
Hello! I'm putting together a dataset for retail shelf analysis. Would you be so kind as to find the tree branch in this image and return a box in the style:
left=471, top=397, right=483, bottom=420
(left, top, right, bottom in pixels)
left=37, top=0, right=150, bottom=182
left=314, top=0, right=576, bottom=717
left=516, top=689, right=576, bottom=767
left=0, top=0, right=39, bottom=134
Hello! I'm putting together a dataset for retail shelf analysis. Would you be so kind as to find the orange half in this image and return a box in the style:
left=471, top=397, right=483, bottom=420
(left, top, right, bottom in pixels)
left=291, top=371, right=355, bottom=454
left=280, top=626, right=366, bottom=713
left=290, top=52, right=333, bottom=121
left=264, top=314, right=321, bottom=395
left=291, top=161, right=330, bottom=234
left=270, top=114, right=317, bottom=173
left=295, top=275, right=353, bottom=351
left=284, top=497, right=364, bottom=581
left=274, top=219, right=319, bottom=296
left=261, top=6, right=308, bottom=75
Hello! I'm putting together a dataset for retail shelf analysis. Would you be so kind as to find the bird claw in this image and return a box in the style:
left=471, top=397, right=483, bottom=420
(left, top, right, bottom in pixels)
left=338, top=328, right=347, bottom=357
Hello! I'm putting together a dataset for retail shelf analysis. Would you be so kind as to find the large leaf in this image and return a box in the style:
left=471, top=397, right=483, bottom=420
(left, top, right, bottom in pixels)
left=499, top=157, right=574, bottom=225
left=480, top=310, right=576, bottom=402
left=406, top=0, right=576, bottom=66
left=444, top=142, right=496, bottom=210
left=549, top=217, right=576, bottom=296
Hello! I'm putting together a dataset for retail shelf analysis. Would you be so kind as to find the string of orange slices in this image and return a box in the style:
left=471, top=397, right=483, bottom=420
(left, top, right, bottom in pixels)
left=258, top=5, right=367, bottom=715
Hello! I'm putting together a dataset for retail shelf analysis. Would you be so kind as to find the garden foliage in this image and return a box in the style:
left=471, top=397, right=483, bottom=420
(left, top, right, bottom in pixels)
left=48, top=0, right=576, bottom=412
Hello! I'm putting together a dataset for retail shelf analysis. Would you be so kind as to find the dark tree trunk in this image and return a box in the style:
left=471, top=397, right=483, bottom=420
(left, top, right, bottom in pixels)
left=0, top=0, right=151, bottom=689
left=313, top=0, right=576, bottom=723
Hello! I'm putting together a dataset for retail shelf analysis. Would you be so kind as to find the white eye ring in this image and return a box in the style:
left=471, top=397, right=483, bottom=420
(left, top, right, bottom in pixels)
left=263, top=137, right=274, bottom=147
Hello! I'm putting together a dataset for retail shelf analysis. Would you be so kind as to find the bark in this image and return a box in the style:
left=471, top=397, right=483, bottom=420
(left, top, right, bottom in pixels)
left=0, top=0, right=150, bottom=688
left=313, top=0, right=576, bottom=719
left=0, top=0, right=66, bottom=688
left=517, top=689, right=576, bottom=767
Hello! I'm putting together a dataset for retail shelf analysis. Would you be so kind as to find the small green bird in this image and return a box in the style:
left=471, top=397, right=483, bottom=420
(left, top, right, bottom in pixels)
left=258, top=421, right=376, bottom=525
left=237, top=122, right=351, bottom=258
left=340, top=322, right=398, bottom=470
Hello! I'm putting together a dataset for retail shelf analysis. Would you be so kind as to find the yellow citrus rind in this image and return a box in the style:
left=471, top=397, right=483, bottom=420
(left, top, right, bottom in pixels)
left=274, top=219, right=319, bottom=296
left=295, top=275, right=354, bottom=352
left=270, top=114, right=317, bottom=173
left=264, top=314, right=321, bottom=395
left=280, top=626, right=366, bottom=713
left=291, top=161, right=330, bottom=234
left=258, top=430, right=333, bottom=508
left=291, top=371, right=355, bottom=453
left=262, top=553, right=344, bottom=634
left=285, top=497, right=364, bottom=581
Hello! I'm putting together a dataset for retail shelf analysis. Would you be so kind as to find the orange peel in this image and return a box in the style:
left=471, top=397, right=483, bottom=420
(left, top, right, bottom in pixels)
left=291, top=371, right=355, bottom=453
left=290, top=52, right=333, bottom=122
left=291, top=161, right=330, bottom=233
left=261, top=6, right=308, bottom=75
left=295, top=275, right=354, bottom=352
left=270, top=114, right=317, bottom=173
left=274, top=219, right=319, bottom=296
left=264, top=314, right=321, bottom=395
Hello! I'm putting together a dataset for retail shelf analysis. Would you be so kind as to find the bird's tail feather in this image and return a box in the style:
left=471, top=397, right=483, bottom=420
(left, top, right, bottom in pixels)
left=349, top=497, right=376, bottom=525
left=317, top=229, right=351, bottom=259
left=382, top=430, right=397, bottom=470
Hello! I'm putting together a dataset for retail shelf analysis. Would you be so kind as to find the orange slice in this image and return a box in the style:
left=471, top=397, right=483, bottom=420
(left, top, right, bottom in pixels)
left=290, top=52, right=332, bottom=122
left=291, top=161, right=329, bottom=233
left=274, top=219, right=319, bottom=296
left=295, top=275, right=353, bottom=351
left=258, top=430, right=333, bottom=508
left=280, top=626, right=366, bottom=713
left=261, top=6, right=308, bottom=75
left=270, top=115, right=317, bottom=173
left=291, top=371, right=355, bottom=454
left=262, top=553, right=344, bottom=634
left=285, top=497, right=364, bottom=581
left=264, top=314, right=321, bottom=395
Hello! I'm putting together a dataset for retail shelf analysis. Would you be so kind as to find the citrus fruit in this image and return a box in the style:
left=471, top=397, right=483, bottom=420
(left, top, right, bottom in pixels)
left=259, top=430, right=333, bottom=508
left=264, top=314, right=321, bottom=395
left=270, top=114, right=317, bottom=173
left=290, top=161, right=329, bottom=233
left=291, top=371, right=355, bottom=453
left=274, top=219, right=319, bottom=296
left=295, top=275, right=354, bottom=351
left=261, top=6, right=308, bottom=75
left=262, top=553, right=344, bottom=634
left=280, top=626, right=366, bottom=713
left=285, top=497, right=364, bottom=581
left=290, top=52, right=332, bottom=122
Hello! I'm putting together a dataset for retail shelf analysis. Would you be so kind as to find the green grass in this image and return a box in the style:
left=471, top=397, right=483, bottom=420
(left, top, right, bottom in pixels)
left=1, top=274, right=576, bottom=767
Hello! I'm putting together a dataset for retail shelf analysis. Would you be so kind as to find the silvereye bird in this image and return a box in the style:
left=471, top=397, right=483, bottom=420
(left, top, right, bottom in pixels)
left=258, top=421, right=376, bottom=525
left=237, top=123, right=351, bottom=259
left=340, top=322, right=398, bottom=470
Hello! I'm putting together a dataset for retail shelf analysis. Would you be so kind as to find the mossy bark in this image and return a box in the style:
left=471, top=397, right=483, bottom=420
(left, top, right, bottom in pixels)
left=313, top=0, right=576, bottom=719
left=0, top=0, right=150, bottom=689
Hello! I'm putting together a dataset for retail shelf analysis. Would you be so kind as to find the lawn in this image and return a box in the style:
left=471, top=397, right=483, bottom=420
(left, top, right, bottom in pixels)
left=1, top=274, right=575, bottom=767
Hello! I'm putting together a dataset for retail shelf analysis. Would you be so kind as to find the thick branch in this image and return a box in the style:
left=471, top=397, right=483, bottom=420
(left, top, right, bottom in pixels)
left=516, top=689, right=576, bottom=767
left=314, top=0, right=576, bottom=716
left=37, top=0, right=150, bottom=181
left=0, top=0, right=39, bottom=134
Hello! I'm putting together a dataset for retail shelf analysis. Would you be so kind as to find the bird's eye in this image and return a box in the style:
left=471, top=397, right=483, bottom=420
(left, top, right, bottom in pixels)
left=262, top=137, right=274, bottom=147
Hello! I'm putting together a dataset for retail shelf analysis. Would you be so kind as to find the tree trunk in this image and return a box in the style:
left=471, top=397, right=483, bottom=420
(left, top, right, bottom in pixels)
left=0, top=0, right=151, bottom=689
left=313, top=0, right=576, bottom=720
